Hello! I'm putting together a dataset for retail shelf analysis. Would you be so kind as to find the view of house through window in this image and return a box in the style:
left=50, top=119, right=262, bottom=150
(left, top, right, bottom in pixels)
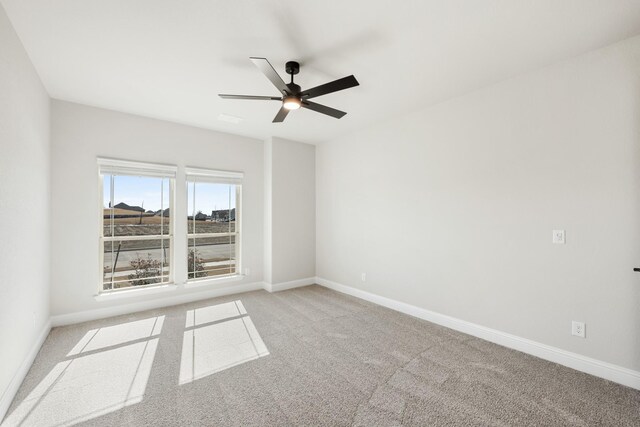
left=187, top=179, right=240, bottom=279
left=101, top=173, right=172, bottom=291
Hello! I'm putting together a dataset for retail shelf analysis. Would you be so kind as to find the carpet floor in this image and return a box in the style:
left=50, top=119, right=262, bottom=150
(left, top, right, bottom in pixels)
left=3, top=285, right=639, bottom=426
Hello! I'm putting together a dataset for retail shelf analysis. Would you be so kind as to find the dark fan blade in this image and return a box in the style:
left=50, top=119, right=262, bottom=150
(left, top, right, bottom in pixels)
left=250, top=57, right=290, bottom=95
left=301, top=100, right=346, bottom=119
left=272, top=106, right=290, bottom=123
left=301, top=75, right=359, bottom=99
left=219, top=94, right=282, bottom=100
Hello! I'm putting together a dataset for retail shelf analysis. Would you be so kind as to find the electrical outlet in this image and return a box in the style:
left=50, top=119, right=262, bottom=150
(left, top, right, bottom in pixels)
left=244, top=268, right=251, bottom=276
left=553, top=230, right=566, bottom=244
left=361, top=273, right=366, bottom=282
left=572, top=321, right=585, bottom=338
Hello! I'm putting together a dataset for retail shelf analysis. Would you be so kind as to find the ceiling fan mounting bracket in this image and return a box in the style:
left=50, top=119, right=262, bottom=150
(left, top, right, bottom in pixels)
left=285, top=61, right=300, bottom=76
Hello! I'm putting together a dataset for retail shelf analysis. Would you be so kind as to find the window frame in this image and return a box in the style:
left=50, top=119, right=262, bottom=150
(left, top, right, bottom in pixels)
left=97, top=158, right=177, bottom=294
left=185, top=167, right=243, bottom=282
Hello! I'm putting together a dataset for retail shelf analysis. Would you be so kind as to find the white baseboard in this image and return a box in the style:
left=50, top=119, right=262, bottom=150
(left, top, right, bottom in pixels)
left=316, top=276, right=640, bottom=391
left=263, top=277, right=316, bottom=293
left=51, top=281, right=264, bottom=327
left=0, top=319, right=51, bottom=423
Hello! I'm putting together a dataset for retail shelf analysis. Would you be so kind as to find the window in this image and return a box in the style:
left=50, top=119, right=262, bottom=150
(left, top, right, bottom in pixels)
left=186, top=168, right=242, bottom=280
left=99, top=159, right=176, bottom=292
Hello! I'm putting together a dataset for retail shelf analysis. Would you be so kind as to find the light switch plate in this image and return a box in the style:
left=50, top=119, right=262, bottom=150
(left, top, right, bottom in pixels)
left=553, top=230, right=565, bottom=244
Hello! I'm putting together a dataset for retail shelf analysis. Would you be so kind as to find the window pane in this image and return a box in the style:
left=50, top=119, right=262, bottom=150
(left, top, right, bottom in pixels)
left=186, top=179, right=239, bottom=281
left=103, top=175, right=170, bottom=238
left=188, top=236, right=236, bottom=279
left=103, top=238, right=170, bottom=290
left=101, top=167, right=173, bottom=293
left=187, top=182, right=236, bottom=234
left=102, top=240, right=115, bottom=290
left=103, top=176, right=113, bottom=237
left=187, top=181, right=195, bottom=234
left=161, top=177, right=170, bottom=236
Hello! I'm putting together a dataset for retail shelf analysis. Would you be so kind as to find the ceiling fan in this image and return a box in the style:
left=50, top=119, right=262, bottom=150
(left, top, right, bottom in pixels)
left=219, top=57, right=359, bottom=123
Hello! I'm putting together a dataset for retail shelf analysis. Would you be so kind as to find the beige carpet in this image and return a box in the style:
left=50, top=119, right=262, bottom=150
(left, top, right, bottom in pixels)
left=3, top=285, right=639, bottom=426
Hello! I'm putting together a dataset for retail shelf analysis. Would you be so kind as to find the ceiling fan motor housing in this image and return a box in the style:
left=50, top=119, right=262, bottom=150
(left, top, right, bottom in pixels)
left=286, top=83, right=302, bottom=95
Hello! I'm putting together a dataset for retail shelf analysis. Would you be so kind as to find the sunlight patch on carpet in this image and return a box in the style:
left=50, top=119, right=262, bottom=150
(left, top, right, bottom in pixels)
left=4, top=316, right=163, bottom=426
left=180, top=301, right=268, bottom=384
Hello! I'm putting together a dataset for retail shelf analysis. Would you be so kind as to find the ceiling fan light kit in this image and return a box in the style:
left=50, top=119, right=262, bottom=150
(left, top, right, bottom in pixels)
left=219, top=57, right=359, bottom=123
left=283, top=95, right=301, bottom=110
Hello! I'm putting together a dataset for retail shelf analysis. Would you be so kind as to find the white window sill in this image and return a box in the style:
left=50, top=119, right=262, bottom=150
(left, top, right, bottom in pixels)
left=183, top=274, right=244, bottom=289
left=95, top=284, right=178, bottom=301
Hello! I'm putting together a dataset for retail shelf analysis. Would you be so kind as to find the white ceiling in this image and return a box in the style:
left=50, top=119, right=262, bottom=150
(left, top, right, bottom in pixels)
left=4, top=1, right=640, bottom=144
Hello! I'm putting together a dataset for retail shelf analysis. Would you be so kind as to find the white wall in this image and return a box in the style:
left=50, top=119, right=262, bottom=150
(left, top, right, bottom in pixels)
left=264, top=137, right=316, bottom=285
left=0, top=2, right=50, bottom=411
left=263, top=139, right=273, bottom=284
left=317, top=35, right=640, bottom=372
left=50, top=101, right=264, bottom=316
